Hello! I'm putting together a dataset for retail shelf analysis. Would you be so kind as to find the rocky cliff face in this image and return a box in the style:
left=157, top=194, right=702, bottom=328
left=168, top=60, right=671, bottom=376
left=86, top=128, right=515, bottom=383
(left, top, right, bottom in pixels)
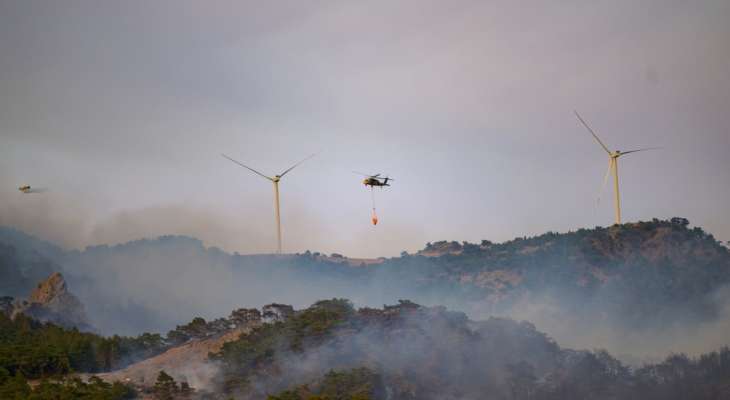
left=5, top=272, right=94, bottom=331
left=29, top=271, right=70, bottom=303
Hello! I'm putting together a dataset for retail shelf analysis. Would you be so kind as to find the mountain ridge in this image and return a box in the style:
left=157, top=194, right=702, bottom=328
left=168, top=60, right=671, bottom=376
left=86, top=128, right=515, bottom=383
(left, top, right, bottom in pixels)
left=0, top=218, right=728, bottom=358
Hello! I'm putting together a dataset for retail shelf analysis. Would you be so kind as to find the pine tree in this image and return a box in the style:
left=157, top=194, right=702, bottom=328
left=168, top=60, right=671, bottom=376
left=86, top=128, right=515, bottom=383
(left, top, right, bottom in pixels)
left=0, top=372, right=31, bottom=400
left=180, top=381, right=193, bottom=398
left=153, top=370, right=178, bottom=400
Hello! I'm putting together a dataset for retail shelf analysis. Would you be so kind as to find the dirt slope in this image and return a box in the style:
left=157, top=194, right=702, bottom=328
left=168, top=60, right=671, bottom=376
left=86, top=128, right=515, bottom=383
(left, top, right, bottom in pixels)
left=98, top=324, right=256, bottom=391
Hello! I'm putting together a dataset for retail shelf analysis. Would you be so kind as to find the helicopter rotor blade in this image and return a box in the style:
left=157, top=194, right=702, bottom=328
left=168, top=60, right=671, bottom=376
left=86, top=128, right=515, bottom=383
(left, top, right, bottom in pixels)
left=352, top=171, right=382, bottom=178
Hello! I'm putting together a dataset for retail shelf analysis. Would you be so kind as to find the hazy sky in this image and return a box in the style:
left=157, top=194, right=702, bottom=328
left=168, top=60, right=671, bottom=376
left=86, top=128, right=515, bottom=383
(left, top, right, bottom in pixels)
left=1, top=0, right=729, bottom=257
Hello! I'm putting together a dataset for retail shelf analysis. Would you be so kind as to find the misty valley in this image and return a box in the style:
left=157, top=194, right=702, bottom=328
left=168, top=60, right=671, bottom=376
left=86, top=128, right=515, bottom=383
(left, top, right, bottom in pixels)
left=2, top=219, right=730, bottom=399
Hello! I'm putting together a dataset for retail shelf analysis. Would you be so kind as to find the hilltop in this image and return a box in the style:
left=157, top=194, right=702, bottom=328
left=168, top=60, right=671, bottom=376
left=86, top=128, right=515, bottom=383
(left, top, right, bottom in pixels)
left=405, top=218, right=730, bottom=312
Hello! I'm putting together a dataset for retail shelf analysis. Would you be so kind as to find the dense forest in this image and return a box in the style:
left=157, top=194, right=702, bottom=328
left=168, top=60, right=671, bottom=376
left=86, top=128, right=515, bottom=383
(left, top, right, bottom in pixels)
left=0, top=374, right=135, bottom=400
left=0, top=313, right=166, bottom=378
left=210, top=299, right=730, bottom=400
left=1, top=299, right=729, bottom=399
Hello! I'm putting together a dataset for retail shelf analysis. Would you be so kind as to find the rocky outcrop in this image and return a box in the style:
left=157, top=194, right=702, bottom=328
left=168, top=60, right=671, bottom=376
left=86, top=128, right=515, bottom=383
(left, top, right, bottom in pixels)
left=8, top=272, right=94, bottom=331
left=29, top=271, right=69, bottom=303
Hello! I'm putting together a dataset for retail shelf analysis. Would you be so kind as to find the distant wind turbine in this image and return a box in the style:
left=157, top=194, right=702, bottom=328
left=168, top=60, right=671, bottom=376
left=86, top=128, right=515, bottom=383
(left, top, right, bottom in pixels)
left=222, top=153, right=317, bottom=254
left=574, top=111, right=660, bottom=225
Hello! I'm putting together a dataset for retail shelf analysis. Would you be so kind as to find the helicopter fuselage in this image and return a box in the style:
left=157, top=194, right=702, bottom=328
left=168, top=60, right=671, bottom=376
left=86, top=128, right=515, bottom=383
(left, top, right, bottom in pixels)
left=363, top=177, right=390, bottom=187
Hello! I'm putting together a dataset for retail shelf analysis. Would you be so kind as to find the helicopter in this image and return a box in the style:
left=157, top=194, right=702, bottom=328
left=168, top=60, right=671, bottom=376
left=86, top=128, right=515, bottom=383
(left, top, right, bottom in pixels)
left=18, top=185, right=46, bottom=194
left=353, top=172, right=393, bottom=226
left=353, top=172, right=393, bottom=187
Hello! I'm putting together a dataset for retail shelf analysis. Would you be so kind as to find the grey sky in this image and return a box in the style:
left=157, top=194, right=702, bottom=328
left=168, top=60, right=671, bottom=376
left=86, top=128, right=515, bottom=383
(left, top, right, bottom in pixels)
left=1, top=0, right=729, bottom=257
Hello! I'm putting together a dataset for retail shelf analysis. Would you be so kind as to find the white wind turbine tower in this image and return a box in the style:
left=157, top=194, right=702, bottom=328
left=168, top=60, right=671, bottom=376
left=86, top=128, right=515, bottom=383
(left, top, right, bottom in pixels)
left=574, top=111, right=659, bottom=225
left=222, top=153, right=316, bottom=254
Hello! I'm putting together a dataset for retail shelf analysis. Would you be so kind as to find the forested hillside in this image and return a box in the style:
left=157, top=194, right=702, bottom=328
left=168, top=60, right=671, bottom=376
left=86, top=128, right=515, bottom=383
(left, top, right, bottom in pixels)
left=211, top=299, right=730, bottom=400
left=1, top=219, right=728, bottom=357
left=1, top=298, right=729, bottom=399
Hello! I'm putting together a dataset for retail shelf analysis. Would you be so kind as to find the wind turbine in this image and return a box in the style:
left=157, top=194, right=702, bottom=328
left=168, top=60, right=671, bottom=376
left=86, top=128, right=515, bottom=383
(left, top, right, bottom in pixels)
left=574, top=111, right=659, bottom=225
left=222, top=153, right=316, bottom=254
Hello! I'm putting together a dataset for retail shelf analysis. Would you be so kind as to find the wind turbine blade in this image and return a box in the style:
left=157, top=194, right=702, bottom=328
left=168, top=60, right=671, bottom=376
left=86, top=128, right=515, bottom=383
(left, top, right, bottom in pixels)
left=619, top=147, right=662, bottom=155
left=597, top=158, right=612, bottom=206
left=574, top=110, right=611, bottom=154
left=279, top=152, right=318, bottom=178
left=221, top=154, right=273, bottom=181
